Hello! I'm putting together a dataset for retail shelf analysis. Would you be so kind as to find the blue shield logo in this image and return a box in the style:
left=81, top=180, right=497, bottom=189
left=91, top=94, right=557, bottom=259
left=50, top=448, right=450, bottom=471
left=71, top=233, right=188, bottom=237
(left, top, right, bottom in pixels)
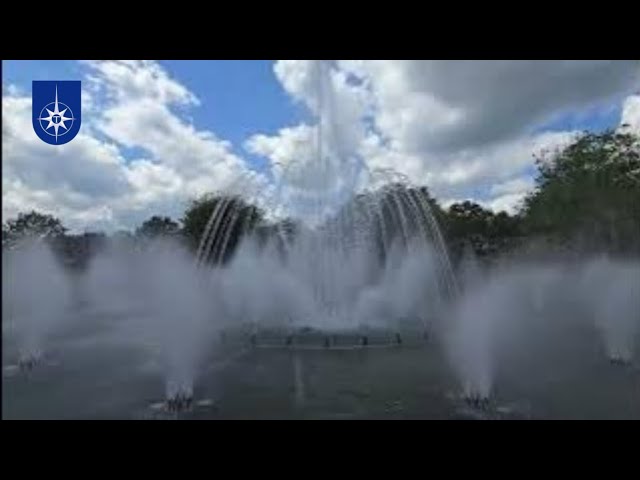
left=32, top=81, right=81, bottom=145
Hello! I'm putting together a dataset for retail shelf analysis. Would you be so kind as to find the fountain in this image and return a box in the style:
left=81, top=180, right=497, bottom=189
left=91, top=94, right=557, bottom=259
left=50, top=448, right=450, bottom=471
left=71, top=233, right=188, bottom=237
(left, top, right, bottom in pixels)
left=194, top=60, right=458, bottom=347
left=82, top=237, right=218, bottom=411
left=4, top=61, right=638, bottom=420
left=3, top=237, right=71, bottom=372
left=579, top=257, right=639, bottom=365
left=139, top=240, right=216, bottom=409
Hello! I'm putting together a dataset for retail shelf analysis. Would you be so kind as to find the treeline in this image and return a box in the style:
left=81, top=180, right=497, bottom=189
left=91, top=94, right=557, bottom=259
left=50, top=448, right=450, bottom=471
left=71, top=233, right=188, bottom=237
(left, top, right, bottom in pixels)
left=441, top=129, right=639, bottom=262
left=3, top=129, right=638, bottom=268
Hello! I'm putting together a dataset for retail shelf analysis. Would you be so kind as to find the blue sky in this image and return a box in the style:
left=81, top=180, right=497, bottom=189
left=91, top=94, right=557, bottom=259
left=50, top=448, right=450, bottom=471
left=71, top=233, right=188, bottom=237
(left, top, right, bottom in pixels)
left=2, top=60, right=638, bottom=230
left=159, top=60, right=307, bottom=170
left=3, top=60, right=308, bottom=172
left=4, top=60, right=623, bottom=162
left=534, top=100, right=624, bottom=134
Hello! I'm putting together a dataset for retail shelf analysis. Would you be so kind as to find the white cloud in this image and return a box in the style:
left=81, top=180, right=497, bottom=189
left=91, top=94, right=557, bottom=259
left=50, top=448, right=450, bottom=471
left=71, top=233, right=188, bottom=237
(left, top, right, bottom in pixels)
left=2, top=94, right=130, bottom=203
left=250, top=60, right=637, bottom=215
left=87, top=61, right=261, bottom=196
left=426, top=130, right=579, bottom=196
left=483, top=193, right=527, bottom=215
left=246, top=124, right=316, bottom=173
left=480, top=177, right=537, bottom=214
left=4, top=60, right=639, bottom=233
left=620, top=94, right=640, bottom=135
left=352, top=60, right=639, bottom=154
left=490, top=177, right=535, bottom=197
left=84, top=60, right=199, bottom=107
left=2, top=61, right=263, bottom=232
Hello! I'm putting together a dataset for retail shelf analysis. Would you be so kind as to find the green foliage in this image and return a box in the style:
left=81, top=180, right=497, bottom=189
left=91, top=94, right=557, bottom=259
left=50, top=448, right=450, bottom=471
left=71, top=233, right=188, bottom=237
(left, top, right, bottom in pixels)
left=445, top=202, right=521, bottom=240
left=7, top=130, right=637, bottom=264
left=3, top=210, right=67, bottom=247
left=181, top=194, right=265, bottom=262
left=182, top=195, right=224, bottom=248
left=441, top=201, right=522, bottom=261
left=135, top=216, right=180, bottom=240
left=522, top=130, right=640, bottom=253
left=446, top=201, right=494, bottom=238
left=322, top=183, right=457, bottom=264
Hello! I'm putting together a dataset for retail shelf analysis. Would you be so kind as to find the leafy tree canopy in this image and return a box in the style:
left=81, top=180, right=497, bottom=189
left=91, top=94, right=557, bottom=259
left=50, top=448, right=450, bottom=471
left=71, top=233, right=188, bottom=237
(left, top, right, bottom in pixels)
left=522, top=130, right=640, bottom=252
left=135, top=216, right=180, bottom=239
left=181, top=194, right=265, bottom=261
left=3, top=211, right=67, bottom=247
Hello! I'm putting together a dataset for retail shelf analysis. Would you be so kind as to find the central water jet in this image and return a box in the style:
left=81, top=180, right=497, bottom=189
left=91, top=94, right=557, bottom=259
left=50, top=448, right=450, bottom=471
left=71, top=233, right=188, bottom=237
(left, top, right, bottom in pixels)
left=195, top=60, right=457, bottom=344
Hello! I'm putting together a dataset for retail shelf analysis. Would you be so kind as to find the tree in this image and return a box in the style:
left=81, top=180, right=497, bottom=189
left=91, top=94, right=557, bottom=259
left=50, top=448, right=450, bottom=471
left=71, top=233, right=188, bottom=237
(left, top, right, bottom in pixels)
left=135, top=216, right=180, bottom=239
left=443, top=201, right=493, bottom=259
left=522, top=130, right=640, bottom=253
left=54, top=231, right=108, bottom=270
left=440, top=201, right=523, bottom=262
left=3, top=211, right=67, bottom=247
left=488, top=211, right=522, bottom=239
left=446, top=201, right=494, bottom=237
left=182, top=194, right=264, bottom=263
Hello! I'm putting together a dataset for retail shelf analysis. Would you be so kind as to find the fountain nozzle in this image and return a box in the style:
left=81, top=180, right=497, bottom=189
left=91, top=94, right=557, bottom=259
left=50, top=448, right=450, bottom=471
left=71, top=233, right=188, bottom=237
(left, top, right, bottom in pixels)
left=463, top=391, right=491, bottom=410
left=18, top=352, right=42, bottom=372
left=166, top=392, right=194, bottom=412
left=609, top=354, right=631, bottom=366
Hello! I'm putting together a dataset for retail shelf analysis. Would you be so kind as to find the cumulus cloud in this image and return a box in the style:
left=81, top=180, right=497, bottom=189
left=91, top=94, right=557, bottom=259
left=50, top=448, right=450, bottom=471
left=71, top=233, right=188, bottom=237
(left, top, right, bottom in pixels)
left=83, top=60, right=199, bottom=107
left=246, top=124, right=316, bottom=174
left=429, top=130, right=579, bottom=198
left=2, top=60, right=264, bottom=232
left=250, top=60, right=622, bottom=211
left=620, top=94, right=640, bottom=135
left=354, top=60, right=639, bottom=154
left=2, top=93, right=131, bottom=229
left=3, top=60, right=639, bottom=231
left=483, top=177, right=537, bottom=214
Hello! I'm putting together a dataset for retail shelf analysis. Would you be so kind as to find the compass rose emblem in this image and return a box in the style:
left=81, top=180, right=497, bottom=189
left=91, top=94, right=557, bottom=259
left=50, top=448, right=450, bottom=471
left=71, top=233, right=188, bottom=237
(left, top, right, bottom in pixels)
left=32, top=81, right=81, bottom=145
left=38, top=85, right=75, bottom=141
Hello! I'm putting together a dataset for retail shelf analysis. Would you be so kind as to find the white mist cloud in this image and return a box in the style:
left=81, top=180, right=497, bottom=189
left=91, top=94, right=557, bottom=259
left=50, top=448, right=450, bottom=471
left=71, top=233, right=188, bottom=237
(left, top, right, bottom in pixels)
left=3, top=240, right=72, bottom=358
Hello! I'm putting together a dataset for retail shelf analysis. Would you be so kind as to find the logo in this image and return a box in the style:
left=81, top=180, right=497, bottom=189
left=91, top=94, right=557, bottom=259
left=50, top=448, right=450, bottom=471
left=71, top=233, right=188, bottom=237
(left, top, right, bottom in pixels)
left=32, top=81, right=81, bottom=145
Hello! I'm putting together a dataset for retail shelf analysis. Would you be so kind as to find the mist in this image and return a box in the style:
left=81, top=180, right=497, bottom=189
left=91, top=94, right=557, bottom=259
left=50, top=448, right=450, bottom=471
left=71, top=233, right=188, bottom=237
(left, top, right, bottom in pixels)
left=4, top=226, right=639, bottom=417
left=578, top=257, right=640, bottom=363
left=2, top=239, right=71, bottom=363
left=83, top=238, right=221, bottom=401
left=441, top=254, right=639, bottom=401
